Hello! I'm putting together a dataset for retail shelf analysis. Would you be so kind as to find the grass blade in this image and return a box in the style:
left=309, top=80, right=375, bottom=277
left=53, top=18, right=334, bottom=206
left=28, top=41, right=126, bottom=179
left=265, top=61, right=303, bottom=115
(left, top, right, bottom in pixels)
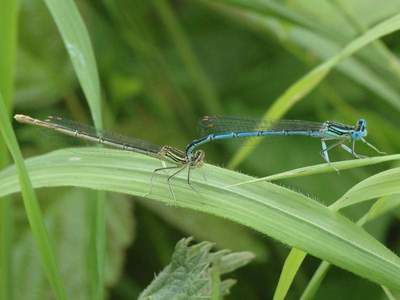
left=154, top=0, right=221, bottom=113
left=0, top=94, right=67, bottom=300
left=42, top=2, right=105, bottom=298
left=1, top=147, right=400, bottom=290
left=299, top=260, right=331, bottom=300
left=300, top=194, right=400, bottom=299
left=207, top=0, right=400, bottom=113
left=272, top=248, right=306, bottom=300
left=0, top=0, right=18, bottom=108
left=228, top=12, right=400, bottom=168
left=228, top=154, right=400, bottom=187
left=43, top=0, right=102, bottom=128
left=332, top=167, right=400, bottom=210
left=0, top=1, right=18, bottom=299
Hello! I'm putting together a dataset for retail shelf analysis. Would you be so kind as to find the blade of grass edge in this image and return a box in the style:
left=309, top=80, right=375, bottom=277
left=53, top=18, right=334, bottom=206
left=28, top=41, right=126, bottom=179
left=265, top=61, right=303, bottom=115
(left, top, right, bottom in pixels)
left=38, top=1, right=105, bottom=299
left=300, top=195, right=400, bottom=299
left=0, top=1, right=19, bottom=299
left=277, top=194, right=400, bottom=300
left=208, top=0, right=400, bottom=115
left=332, top=167, right=400, bottom=210
left=228, top=12, right=400, bottom=169
left=1, top=148, right=400, bottom=290
left=272, top=248, right=306, bottom=300
left=0, top=94, right=67, bottom=300
left=43, top=0, right=102, bottom=128
left=227, top=154, right=400, bottom=187
left=154, top=0, right=221, bottom=113
left=332, top=0, right=400, bottom=82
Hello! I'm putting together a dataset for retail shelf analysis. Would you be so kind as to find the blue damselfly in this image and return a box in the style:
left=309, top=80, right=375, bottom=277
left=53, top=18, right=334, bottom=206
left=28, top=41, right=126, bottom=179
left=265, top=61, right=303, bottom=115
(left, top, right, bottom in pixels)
left=186, top=116, right=384, bottom=167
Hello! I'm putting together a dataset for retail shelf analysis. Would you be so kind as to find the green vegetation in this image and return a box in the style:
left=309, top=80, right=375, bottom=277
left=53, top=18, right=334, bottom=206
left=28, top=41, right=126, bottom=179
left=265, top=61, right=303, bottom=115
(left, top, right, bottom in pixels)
left=1, top=1, right=400, bottom=299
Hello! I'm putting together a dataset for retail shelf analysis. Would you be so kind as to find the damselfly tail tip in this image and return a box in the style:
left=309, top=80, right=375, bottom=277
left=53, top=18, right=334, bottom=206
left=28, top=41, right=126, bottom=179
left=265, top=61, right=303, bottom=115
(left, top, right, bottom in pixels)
left=14, top=114, right=24, bottom=120
left=14, top=114, right=31, bottom=123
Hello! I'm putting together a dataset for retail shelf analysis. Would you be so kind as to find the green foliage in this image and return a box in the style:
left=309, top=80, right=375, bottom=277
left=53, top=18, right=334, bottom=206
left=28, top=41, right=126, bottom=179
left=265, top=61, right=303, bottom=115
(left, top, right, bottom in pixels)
left=11, top=190, right=133, bottom=300
left=138, top=237, right=254, bottom=300
left=2, top=0, right=400, bottom=299
left=0, top=93, right=67, bottom=300
left=1, top=148, right=400, bottom=292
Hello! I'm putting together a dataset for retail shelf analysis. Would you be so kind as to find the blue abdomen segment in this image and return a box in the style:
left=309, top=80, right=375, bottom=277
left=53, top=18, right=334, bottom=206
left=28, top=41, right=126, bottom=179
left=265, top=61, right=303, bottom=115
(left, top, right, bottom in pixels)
left=185, top=130, right=322, bottom=159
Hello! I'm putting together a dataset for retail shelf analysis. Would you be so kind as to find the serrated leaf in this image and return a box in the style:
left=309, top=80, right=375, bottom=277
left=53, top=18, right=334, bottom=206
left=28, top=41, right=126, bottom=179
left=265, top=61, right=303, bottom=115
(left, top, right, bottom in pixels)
left=138, top=237, right=252, bottom=300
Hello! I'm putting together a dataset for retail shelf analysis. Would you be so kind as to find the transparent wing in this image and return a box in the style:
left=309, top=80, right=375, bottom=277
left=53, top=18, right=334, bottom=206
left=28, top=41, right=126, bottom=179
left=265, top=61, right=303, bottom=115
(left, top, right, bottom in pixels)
left=44, top=116, right=162, bottom=154
left=199, top=116, right=324, bottom=134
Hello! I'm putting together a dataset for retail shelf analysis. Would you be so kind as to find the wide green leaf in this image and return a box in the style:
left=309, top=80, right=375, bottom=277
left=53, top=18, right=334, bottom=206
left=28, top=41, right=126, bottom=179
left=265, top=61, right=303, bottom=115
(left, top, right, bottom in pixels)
left=1, top=147, right=400, bottom=290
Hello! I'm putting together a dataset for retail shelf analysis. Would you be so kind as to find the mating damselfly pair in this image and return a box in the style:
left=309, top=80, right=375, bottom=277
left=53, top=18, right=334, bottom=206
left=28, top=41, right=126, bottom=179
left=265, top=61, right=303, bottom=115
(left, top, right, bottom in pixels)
left=14, top=114, right=385, bottom=200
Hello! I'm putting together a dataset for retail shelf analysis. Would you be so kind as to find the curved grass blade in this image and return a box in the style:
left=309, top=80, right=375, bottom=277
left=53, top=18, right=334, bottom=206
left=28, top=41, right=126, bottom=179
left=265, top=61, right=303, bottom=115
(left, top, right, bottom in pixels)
left=42, top=2, right=105, bottom=298
left=331, top=167, right=400, bottom=210
left=207, top=1, right=400, bottom=113
left=153, top=0, right=221, bottom=113
left=1, top=147, right=400, bottom=290
left=141, top=201, right=269, bottom=261
left=272, top=248, right=306, bottom=300
left=227, top=154, right=400, bottom=187
left=287, top=195, right=400, bottom=300
left=299, top=260, right=331, bottom=300
left=301, top=194, right=400, bottom=299
left=43, top=0, right=102, bottom=128
left=0, top=94, right=67, bottom=300
left=227, top=12, right=400, bottom=168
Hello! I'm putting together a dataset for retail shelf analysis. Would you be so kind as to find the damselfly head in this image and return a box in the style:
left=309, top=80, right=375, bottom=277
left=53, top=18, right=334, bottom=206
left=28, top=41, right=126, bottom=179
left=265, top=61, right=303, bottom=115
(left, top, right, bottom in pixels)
left=352, top=118, right=367, bottom=140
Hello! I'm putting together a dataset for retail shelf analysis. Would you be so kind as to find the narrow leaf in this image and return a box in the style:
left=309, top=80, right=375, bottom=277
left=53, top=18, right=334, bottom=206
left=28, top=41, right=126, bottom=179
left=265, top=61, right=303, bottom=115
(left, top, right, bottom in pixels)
left=0, top=94, right=66, bottom=300
left=228, top=12, right=400, bottom=168
left=332, top=167, right=400, bottom=210
left=1, top=147, right=400, bottom=290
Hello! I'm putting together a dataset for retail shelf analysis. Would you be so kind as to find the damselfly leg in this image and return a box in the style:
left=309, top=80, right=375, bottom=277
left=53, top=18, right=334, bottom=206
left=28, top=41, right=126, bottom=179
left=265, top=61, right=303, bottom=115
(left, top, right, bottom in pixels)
left=145, top=163, right=199, bottom=204
left=320, top=139, right=346, bottom=172
left=146, top=165, right=182, bottom=203
left=361, top=137, right=386, bottom=154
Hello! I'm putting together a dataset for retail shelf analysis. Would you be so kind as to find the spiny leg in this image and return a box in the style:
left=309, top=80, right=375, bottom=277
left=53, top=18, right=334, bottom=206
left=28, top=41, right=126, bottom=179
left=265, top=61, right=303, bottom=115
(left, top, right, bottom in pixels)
left=361, top=137, right=386, bottom=154
left=320, top=140, right=330, bottom=163
left=186, top=166, right=203, bottom=198
left=352, top=139, right=365, bottom=158
left=187, top=166, right=191, bottom=185
left=146, top=160, right=173, bottom=197
left=343, top=141, right=366, bottom=159
left=320, top=139, right=346, bottom=160
left=320, top=139, right=345, bottom=172
left=166, top=164, right=189, bottom=205
left=144, top=165, right=181, bottom=199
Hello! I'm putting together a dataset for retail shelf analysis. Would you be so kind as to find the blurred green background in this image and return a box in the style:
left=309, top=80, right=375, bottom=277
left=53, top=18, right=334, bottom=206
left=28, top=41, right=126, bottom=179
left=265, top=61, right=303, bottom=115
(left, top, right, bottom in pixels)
left=7, top=0, right=400, bottom=299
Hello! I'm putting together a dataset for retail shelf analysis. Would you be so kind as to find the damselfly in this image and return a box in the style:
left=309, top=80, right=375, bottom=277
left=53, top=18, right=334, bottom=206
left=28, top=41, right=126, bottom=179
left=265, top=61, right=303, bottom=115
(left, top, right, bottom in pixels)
left=14, top=114, right=205, bottom=201
left=185, top=116, right=385, bottom=167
